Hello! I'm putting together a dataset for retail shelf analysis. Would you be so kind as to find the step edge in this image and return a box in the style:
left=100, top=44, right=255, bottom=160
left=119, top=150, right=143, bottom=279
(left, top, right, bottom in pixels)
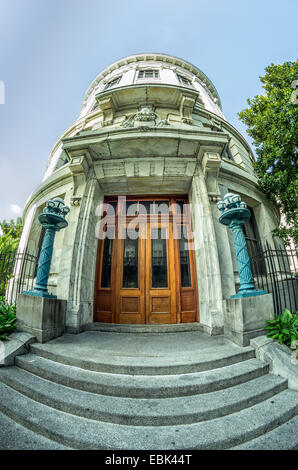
left=0, top=410, right=72, bottom=450
left=0, top=369, right=289, bottom=426
left=0, top=382, right=297, bottom=450
left=230, top=415, right=298, bottom=450
left=15, top=355, right=270, bottom=397
left=29, top=345, right=256, bottom=375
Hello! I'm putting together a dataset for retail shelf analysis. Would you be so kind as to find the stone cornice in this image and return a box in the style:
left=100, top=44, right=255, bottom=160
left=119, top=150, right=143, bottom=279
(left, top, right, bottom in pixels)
left=45, top=100, right=254, bottom=172
left=61, top=126, right=229, bottom=161
left=95, top=83, right=199, bottom=110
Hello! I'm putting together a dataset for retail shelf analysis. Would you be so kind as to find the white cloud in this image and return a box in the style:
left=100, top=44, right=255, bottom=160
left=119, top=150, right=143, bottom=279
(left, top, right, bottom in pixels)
left=9, top=204, right=22, bottom=216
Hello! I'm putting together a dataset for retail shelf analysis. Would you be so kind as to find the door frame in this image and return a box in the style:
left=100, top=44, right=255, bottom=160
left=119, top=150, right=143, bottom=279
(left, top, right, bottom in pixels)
left=93, top=195, right=199, bottom=324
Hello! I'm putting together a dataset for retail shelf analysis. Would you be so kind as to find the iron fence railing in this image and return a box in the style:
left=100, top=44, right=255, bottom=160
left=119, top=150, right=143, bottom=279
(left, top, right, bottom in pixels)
left=251, top=241, right=298, bottom=316
left=0, top=250, right=38, bottom=304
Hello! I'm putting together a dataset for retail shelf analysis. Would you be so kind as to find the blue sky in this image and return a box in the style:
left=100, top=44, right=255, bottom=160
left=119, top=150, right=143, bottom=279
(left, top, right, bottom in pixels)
left=0, top=0, right=297, bottom=222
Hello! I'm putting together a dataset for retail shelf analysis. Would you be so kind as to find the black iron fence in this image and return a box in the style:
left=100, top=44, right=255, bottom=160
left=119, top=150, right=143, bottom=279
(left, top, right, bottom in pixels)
left=251, top=241, right=298, bottom=316
left=0, top=250, right=38, bottom=304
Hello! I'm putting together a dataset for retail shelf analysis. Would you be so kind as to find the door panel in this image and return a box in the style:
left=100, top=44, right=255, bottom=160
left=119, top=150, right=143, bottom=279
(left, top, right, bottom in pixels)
left=94, top=225, right=117, bottom=323
left=116, top=224, right=145, bottom=324
left=146, top=222, right=176, bottom=324
left=175, top=224, right=198, bottom=323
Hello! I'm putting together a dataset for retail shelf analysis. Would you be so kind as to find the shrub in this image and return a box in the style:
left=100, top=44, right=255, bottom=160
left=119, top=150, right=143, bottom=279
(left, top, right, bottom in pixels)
left=265, top=308, right=298, bottom=347
left=0, top=296, right=16, bottom=340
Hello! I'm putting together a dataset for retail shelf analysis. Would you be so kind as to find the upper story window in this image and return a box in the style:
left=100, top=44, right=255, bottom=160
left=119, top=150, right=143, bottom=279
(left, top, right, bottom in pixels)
left=91, top=101, right=99, bottom=111
left=103, top=76, right=122, bottom=90
left=137, top=69, right=159, bottom=79
left=222, top=144, right=234, bottom=161
left=176, top=73, right=192, bottom=87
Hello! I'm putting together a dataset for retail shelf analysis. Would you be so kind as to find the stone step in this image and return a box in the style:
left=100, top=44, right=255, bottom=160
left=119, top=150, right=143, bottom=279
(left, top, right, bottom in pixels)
left=0, top=381, right=297, bottom=449
left=30, top=340, right=256, bottom=375
left=84, top=322, right=204, bottom=333
left=231, top=415, right=298, bottom=450
left=16, top=354, right=270, bottom=398
left=0, top=366, right=287, bottom=425
left=0, top=411, right=71, bottom=450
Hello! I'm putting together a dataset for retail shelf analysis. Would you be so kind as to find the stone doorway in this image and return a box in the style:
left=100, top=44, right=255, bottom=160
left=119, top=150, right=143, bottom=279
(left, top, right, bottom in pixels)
left=94, top=196, right=199, bottom=324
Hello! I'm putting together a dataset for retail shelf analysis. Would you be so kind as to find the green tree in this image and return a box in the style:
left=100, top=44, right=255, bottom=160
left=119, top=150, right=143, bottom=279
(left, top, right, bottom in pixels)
left=0, top=218, right=23, bottom=253
left=0, top=217, right=23, bottom=240
left=238, top=61, right=298, bottom=246
left=0, top=218, right=23, bottom=297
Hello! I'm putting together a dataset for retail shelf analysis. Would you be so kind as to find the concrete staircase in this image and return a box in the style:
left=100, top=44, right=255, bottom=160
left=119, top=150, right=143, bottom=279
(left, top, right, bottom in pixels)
left=0, top=329, right=297, bottom=450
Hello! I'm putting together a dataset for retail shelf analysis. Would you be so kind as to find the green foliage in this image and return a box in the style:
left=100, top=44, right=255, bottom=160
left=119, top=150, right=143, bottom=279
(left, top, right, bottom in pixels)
left=238, top=61, right=298, bottom=246
left=265, top=308, right=298, bottom=347
left=0, top=230, right=20, bottom=253
left=0, top=218, right=23, bottom=239
left=0, top=218, right=23, bottom=254
left=0, top=218, right=23, bottom=296
left=0, top=296, right=16, bottom=340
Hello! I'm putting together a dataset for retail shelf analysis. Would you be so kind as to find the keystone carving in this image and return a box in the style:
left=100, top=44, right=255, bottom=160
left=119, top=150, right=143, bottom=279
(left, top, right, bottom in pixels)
left=121, top=106, right=170, bottom=131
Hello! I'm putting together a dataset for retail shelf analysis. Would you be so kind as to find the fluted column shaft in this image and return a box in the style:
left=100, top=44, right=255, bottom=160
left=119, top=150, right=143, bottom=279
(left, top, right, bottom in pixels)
left=34, top=225, right=57, bottom=293
left=229, top=221, right=254, bottom=293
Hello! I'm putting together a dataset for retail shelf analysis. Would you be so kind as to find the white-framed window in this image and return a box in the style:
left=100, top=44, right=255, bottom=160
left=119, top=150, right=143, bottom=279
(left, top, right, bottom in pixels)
left=176, top=73, right=192, bottom=87
left=91, top=101, right=99, bottom=111
left=137, top=69, right=160, bottom=79
left=222, top=144, right=234, bottom=161
left=103, top=76, right=122, bottom=90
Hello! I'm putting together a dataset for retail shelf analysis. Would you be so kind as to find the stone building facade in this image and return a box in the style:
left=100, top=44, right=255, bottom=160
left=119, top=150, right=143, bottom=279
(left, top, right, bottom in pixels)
left=18, top=53, right=279, bottom=340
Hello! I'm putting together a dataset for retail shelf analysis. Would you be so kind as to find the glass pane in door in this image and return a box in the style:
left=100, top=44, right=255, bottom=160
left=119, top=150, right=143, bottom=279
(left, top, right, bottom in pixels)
left=151, top=228, right=168, bottom=288
left=155, top=201, right=169, bottom=215
left=101, top=236, right=113, bottom=288
left=179, top=230, right=191, bottom=287
left=123, top=229, right=139, bottom=288
left=139, top=201, right=153, bottom=215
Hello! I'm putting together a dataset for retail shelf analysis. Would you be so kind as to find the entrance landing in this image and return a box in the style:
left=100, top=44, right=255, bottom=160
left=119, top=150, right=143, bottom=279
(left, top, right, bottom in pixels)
left=30, top=327, right=255, bottom=375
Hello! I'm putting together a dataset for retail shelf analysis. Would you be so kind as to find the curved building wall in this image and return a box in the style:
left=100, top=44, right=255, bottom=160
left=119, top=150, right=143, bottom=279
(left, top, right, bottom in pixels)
left=19, top=53, right=280, bottom=334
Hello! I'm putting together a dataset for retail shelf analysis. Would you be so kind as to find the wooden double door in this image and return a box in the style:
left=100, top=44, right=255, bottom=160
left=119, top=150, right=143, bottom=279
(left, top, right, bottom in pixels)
left=94, top=197, right=198, bottom=324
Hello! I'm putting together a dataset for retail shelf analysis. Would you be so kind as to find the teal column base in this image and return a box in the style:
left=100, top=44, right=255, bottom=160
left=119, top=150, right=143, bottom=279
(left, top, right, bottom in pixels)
left=230, top=289, right=267, bottom=299
left=22, top=290, right=57, bottom=299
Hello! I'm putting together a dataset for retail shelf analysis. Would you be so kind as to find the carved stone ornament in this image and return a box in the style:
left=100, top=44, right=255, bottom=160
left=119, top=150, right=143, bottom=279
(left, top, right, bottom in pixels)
left=121, top=106, right=170, bottom=131
left=70, top=196, right=82, bottom=206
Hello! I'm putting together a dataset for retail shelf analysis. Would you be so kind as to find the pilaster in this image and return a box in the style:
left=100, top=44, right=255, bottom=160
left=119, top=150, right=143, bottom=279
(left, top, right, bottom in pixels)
left=65, top=177, right=104, bottom=332
left=189, top=162, right=225, bottom=334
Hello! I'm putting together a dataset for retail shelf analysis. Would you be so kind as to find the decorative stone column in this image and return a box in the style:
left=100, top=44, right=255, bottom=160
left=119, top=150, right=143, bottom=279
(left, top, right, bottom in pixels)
left=16, top=198, right=69, bottom=343
left=217, top=193, right=266, bottom=298
left=217, top=193, right=274, bottom=346
left=24, top=198, right=70, bottom=298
